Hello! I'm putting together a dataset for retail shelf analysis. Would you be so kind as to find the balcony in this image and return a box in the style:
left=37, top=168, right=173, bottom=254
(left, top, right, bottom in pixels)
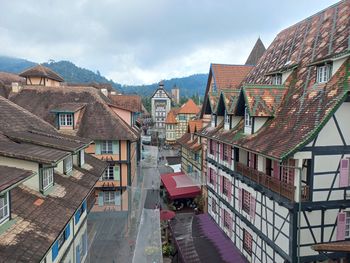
left=236, top=162, right=309, bottom=202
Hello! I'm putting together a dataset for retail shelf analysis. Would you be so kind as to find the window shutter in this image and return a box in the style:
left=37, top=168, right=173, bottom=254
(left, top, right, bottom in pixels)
left=52, top=241, right=59, bottom=261
left=337, top=212, right=346, bottom=241
left=98, top=192, right=103, bottom=206
left=213, top=141, right=217, bottom=156
left=115, top=192, right=121, bottom=206
left=228, top=147, right=232, bottom=165
left=221, top=208, right=224, bottom=227
left=250, top=197, right=256, bottom=219
left=252, top=154, right=256, bottom=169
left=238, top=188, right=243, bottom=210
left=65, top=224, right=70, bottom=238
left=273, top=161, right=280, bottom=179
left=339, top=159, right=349, bottom=187
left=76, top=245, right=81, bottom=263
left=228, top=180, right=232, bottom=203
left=221, top=176, right=224, bottom=194
left=229, top=215, right=233, bottom=233
left=95, top=141, right=101, bottom=155
left=82, top=200, right=87, bottom=212
left=75, top=210, right=81, bottom=225
left=213, top=170, right=217, bottom=189
left=112, top=141, right=119, bottom=154
left=114, top=166, right=120, bottom=181
left=220, top=144, right=224, bottom=161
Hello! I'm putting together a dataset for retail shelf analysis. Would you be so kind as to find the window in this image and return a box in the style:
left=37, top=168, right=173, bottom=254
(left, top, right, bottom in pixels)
left=244, top=107, right=252, bottom=127
left=209, top=140, right=214, bottom=155
left=224, top=111, right=230, bottom=127
left=223, top=177, right=230, bottom=197
left=42, top=168, right=54, bottom=191
left=346, top=212, right=350, bottom=238
left=0, top=192, right=9, bottom=224
left=212, top=198, right=217, bottom=214
left=224, top=210, right=230, bottom=229
left=317, top=64, right=332, bottom=83
left=242, top=189, right=251, bottom=214
left=272, top=74, right=282, bottom=85
left=223, top=144, right=229, bottom=161
left=211, top=114, right=216, bottom=127
left=104, top=165, right=114, bottom=180
left=209, top=168, right=214, bottom=185
left=63, top=156, right=73, bottom=175
left=104, top=191, right=115, bottom=205
left=243, top=229, right=253, bottom=255
left=101, top=140, right=113, bottom=154
left=57, top=229, right=67, bottom=250
left=59, top=113, right=73, bottom=126
left=194, top=153, right=200, bottom=162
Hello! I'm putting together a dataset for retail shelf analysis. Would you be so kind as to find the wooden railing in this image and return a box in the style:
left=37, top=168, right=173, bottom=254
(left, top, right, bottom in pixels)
left=236, top=162, right=309, bottom=202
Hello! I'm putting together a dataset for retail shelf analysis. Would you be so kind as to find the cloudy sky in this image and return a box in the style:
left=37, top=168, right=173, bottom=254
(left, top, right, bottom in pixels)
left=0, top=0, right=339, bottom=85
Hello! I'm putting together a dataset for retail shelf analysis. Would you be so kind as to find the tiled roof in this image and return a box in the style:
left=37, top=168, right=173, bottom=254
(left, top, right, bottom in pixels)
left=211, top=64, right=254, bottom=91
left=109, top=94, right=142, bottom=113
left=208, top=93, right=220, bottom=113
left=243, top=85, right=287, bottom=117
left=50, top=102, right=86, bottom=113
left=245, top=38, right=266, bottom=66
left=221, top=90, right=241, bottom=114
left=165, top=109, right=178, bottom=124
left=178, top=99, right=200, bottom=114
left=0, top=166, right=34, bottom=192
left=188, top=120, right=203, bottom=133
left=19, top=65, right=64, bottom=82
left=0, top=155, right=104, bottom=263
left=177, top=133, right=202, bottom=152
left=200, top=0, right=350, bottom=160
left=10, top=86, right=139, bottom=141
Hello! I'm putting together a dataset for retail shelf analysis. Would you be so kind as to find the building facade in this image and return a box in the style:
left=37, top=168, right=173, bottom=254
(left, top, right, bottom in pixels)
left=151, top=81, right=172, bottom=130
left=199, top=1, right=350, bottom=262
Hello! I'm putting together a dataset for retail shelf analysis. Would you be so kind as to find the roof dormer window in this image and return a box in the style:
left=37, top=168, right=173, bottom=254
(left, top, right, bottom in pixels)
left=244, top=107, right=252, bottom=128
left=317, top=63, right=332, bottom=83
left=41, top=167, right=54, bottom=192
left=224, top=111, right=230, bottom=130
left=0, top=192, right=10, bottom=225
left=211, top=114, right=216, bottom=127
left=272, top=74, right=282, bottom=85
left=63, top=156, right=73, bottom=175
left=59, top=113, right=73, bottom=127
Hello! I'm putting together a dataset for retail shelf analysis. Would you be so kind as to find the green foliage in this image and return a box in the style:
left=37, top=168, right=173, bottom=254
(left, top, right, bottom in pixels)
left=162, top=243, right=175, bottom=257
left=142, top=96, right=152, bottom=113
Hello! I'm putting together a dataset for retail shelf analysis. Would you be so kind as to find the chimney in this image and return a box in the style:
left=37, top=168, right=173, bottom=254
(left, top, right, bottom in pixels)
left=101, top=88, right=108, bottom=97
left=11, top=82, right=22, bottom=93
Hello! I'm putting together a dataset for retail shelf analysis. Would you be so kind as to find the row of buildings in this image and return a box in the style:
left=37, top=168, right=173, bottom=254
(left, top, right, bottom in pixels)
left=177, top=0, right=350, bottom=262
left=0, top=64, right=145, bottom=261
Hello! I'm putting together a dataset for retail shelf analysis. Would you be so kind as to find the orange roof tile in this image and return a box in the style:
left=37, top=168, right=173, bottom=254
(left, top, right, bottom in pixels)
left=188, top=119, right=203, bottom=133
left=165, top=109, right=177, bottom=124
left=178, top=99, right=200, bottom=114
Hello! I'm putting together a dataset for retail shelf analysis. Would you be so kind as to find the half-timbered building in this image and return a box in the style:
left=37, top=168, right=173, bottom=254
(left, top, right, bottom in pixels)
left=198, top=1, right=350, bottom=262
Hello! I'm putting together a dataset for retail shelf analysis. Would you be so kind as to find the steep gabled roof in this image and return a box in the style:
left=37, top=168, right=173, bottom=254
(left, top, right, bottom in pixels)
left=188, top=119, right=203, bottom=133
left=178, top=99, right=200, bottom=114
left=19, top=65, right=64, bottom=82
left=165, top=109, right=178, bottom=124
left=242, top=85, right=287, bottom=117
left=109, top=94, right=142, bottom=113
left=10, top=86, right=139, bottom=141
left=245, top=38, right=266, bottom=66
left=221, top=90, right=241, bottom=114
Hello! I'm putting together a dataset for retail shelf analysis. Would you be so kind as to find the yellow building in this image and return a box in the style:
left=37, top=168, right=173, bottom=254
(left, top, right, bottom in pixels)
left=165, top=99, right=200, bottom=144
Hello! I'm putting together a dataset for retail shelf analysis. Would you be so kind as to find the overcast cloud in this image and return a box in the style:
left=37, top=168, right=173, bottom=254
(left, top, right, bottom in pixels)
left=0, top=0, right=339, bottom=85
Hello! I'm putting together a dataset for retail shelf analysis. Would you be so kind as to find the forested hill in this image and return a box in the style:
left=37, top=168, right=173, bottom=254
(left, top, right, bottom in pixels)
left=0, top=56, right=208, bottom=96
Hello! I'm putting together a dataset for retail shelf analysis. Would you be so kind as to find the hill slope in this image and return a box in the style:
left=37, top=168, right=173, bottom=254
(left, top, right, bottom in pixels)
left=0, top=56, right=207, bottom=96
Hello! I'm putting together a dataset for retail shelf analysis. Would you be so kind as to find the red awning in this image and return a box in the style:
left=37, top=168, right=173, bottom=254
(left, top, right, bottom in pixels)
left=161, top=172, right=201, bottom=200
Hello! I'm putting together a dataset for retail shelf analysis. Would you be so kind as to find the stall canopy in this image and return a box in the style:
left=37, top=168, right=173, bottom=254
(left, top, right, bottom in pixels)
left=160, top=172, right=201, bottom=200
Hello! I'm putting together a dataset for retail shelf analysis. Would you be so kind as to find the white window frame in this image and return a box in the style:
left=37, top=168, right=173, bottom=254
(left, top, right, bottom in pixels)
left=59, top=113, right=73, bottom=126
left=101, top=140, right=113, bottom=154
left=272, top=74, right=282, bottom=85
left=42, top=167, right=54, bottom=191
left=104, top=165, right=114, bottom=180
left=346, top=211, right=350, bottom=238
left=317, top=64, right=332, bottom=83
left=211, top=114, right=216, bottom=127
left=63, top=156, right=73, bottom=174
left=103, top=191, right=115, bottom=205
left=244, top=107, right=252, bottom=128
left=0, top=192, right=9, bottom=225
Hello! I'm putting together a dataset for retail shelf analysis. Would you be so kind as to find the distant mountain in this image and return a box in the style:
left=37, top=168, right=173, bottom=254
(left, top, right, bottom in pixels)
left=0, top=56, right=207, bottom=97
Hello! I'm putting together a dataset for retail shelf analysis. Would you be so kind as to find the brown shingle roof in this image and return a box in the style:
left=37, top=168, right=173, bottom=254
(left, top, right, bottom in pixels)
left=51, top=102, right=86, bottom=113
left=178, top=99, right=200, bottom=114
left=19, top=65, right=64, bottom=82
left=109, top=94, right=142, bottom=113
left=165, top=109, right=178, bottom=124
left=0, top=72, right=25, bottom=85
left=201, top=0, right=350, bottom=160
left=10, top=86, right=139, bottom=141
left=0, top=166, right=34, bottom=192
left=245, top=38, right=266, bottom=66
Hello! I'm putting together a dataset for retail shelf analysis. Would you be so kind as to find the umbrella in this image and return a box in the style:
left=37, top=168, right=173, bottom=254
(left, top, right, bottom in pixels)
left=160, top=210, right=175, bottom=221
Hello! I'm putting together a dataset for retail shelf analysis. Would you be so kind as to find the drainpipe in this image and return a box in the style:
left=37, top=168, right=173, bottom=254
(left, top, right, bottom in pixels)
left=280, top=164, right=303, bottom=263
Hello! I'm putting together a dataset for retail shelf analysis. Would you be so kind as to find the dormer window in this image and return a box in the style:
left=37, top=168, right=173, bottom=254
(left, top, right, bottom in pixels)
left=63, top=156, right=73, bottom=175
left=0, top=192, right=9, bottom=225
left=272, top=74, right=282, bottom=85
left=59, top=113, right=73, bottom=127
left=317, top=64, right=332, bottom=83
left=224, top=111, right=230, bottom=130
left=211, top=114, right=216, bottom=127
left=41, top=167, right=54, bottom=192
left=244, top=107, right=252, bottom=128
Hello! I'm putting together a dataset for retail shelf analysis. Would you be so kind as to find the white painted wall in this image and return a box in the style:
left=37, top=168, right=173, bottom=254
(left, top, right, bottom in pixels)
left=254, top=117, right=268, bottom=133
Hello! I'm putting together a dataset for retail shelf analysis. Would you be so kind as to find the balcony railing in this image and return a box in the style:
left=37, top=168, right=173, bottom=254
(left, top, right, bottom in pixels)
left=236, top=162, right=309, bottom=202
